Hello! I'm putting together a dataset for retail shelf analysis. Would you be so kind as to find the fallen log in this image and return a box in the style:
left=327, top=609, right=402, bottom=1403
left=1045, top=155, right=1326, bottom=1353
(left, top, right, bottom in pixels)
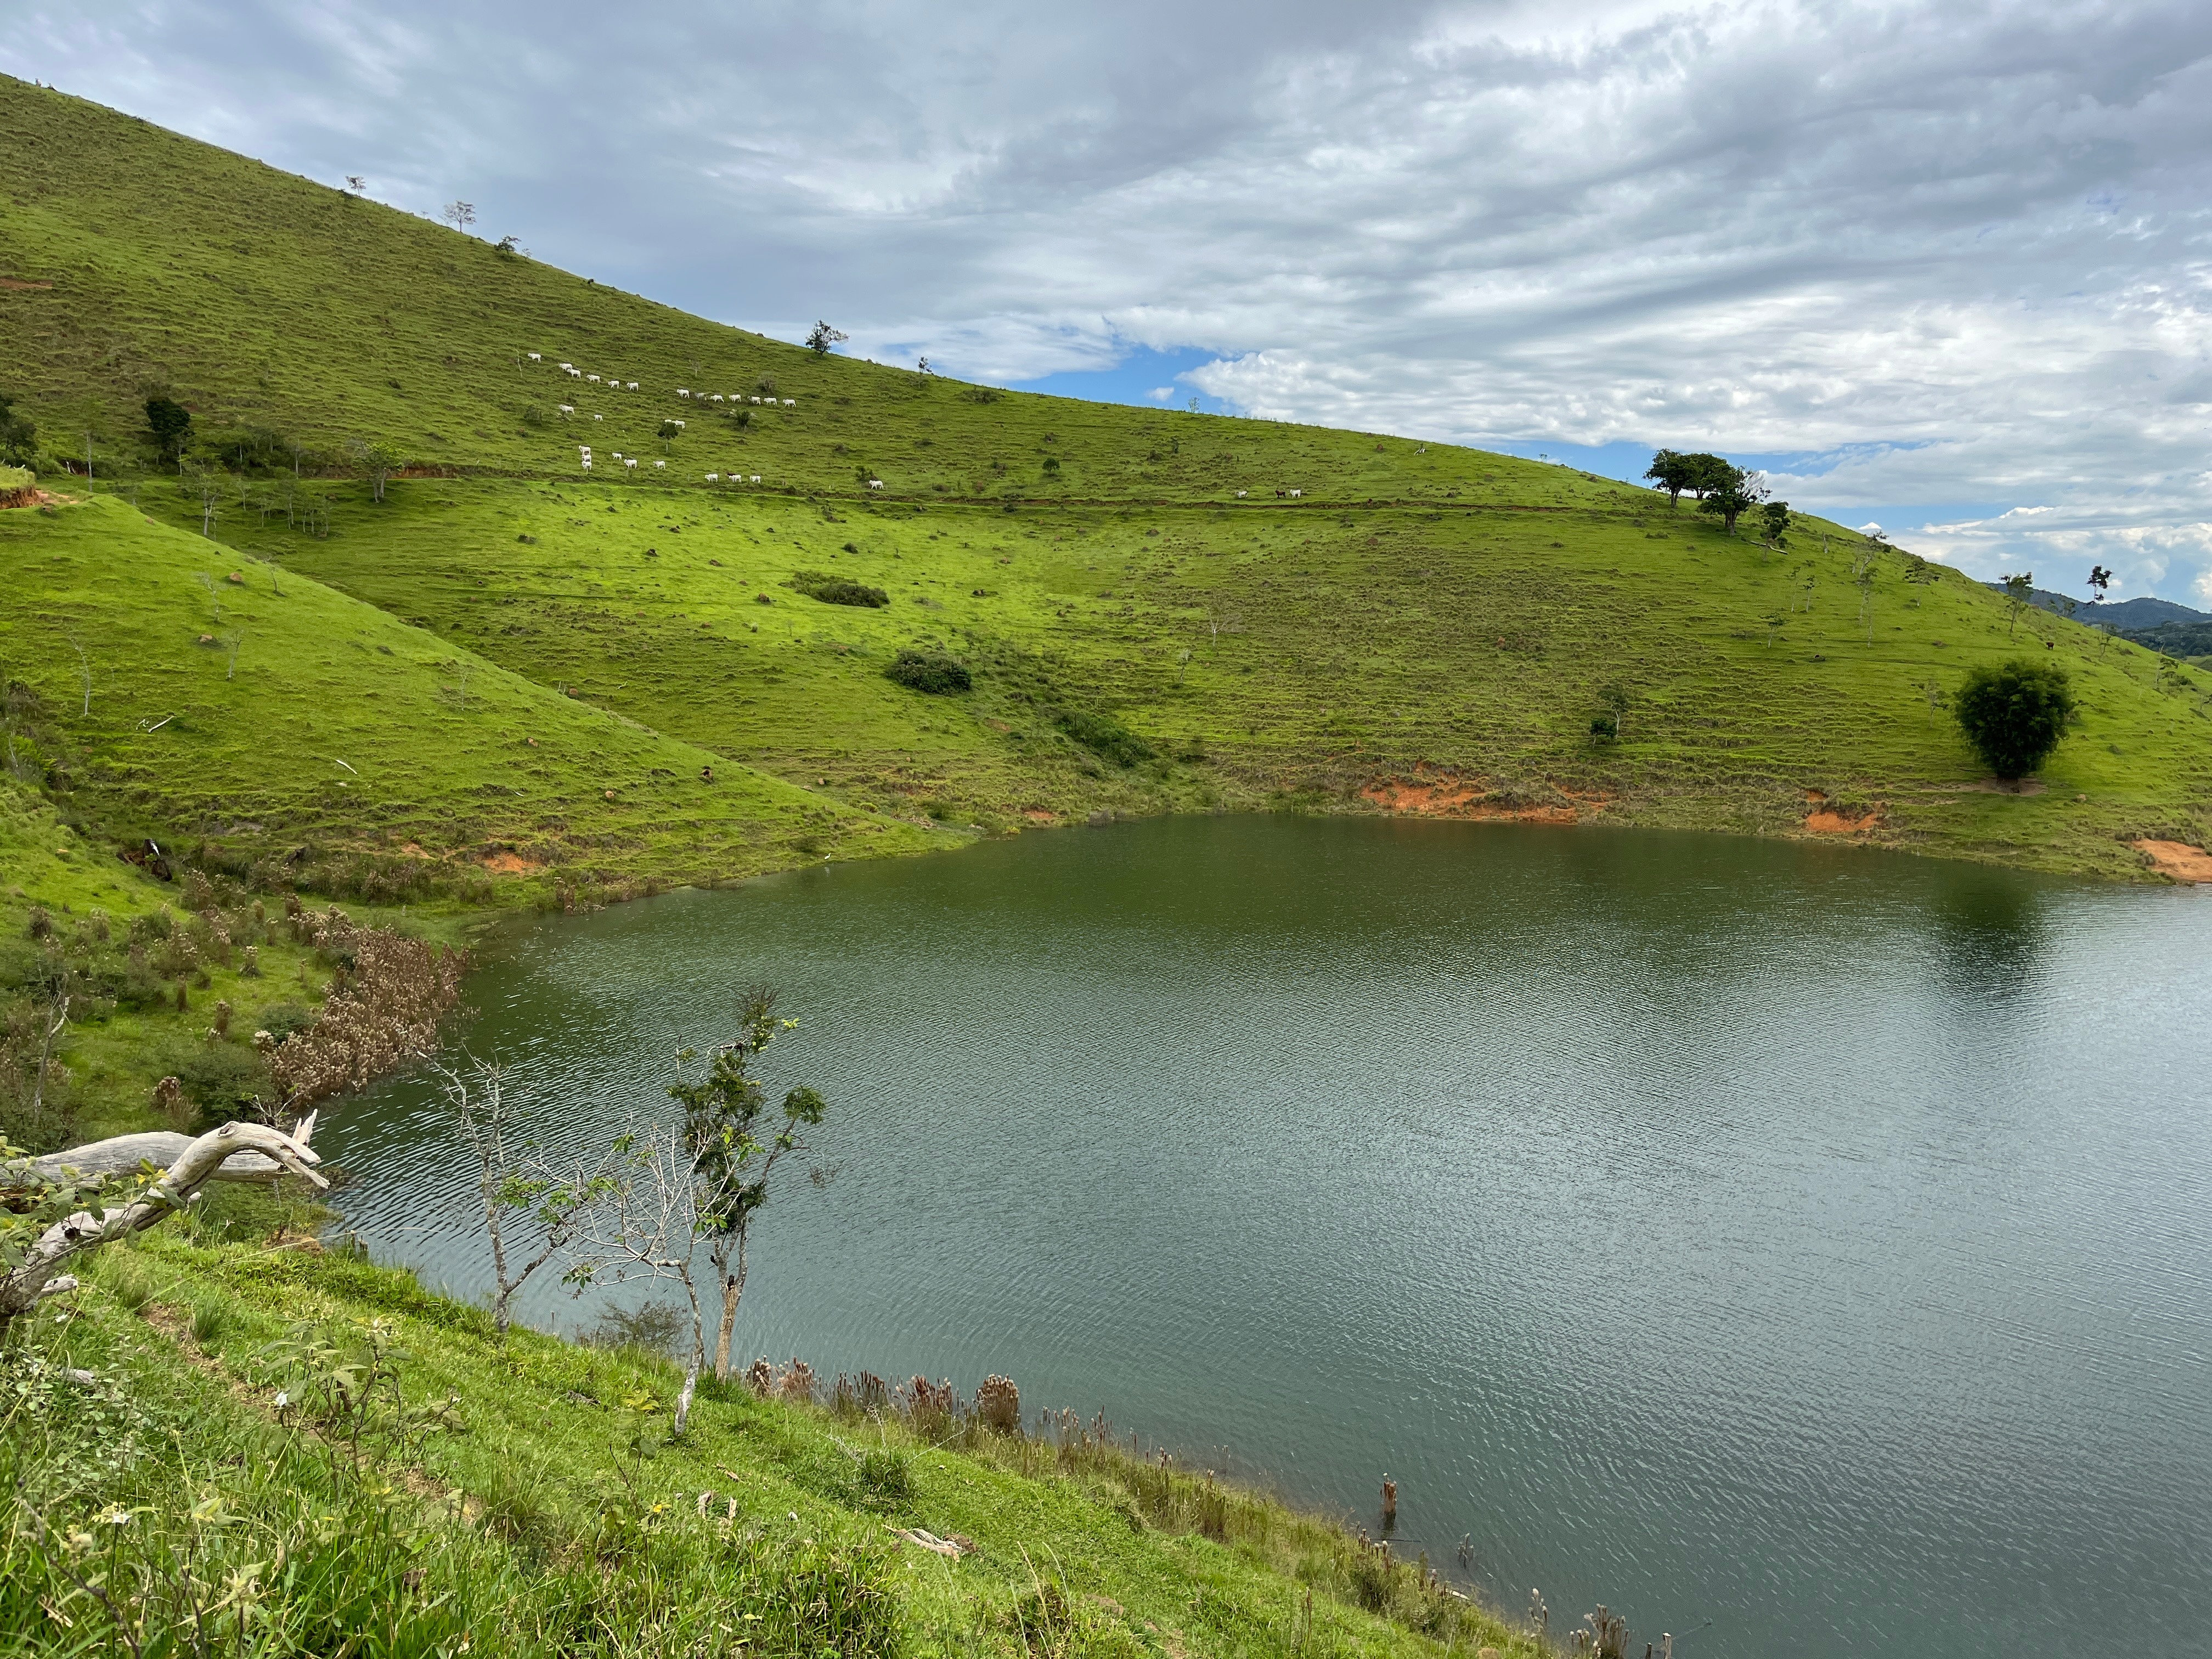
left=8, top=1111, right=318, bottom=1187
left=1, top=1119, right=325, bottom=1329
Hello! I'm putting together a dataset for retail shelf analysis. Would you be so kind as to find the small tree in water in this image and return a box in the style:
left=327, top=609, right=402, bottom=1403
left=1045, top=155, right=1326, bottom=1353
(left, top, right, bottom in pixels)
left=1954, top=658, right=2076, bottom=782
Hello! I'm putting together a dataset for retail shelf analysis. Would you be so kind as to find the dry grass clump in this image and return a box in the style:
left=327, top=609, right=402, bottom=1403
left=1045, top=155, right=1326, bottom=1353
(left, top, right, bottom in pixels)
left=268, top=908, right=467, bottom=1108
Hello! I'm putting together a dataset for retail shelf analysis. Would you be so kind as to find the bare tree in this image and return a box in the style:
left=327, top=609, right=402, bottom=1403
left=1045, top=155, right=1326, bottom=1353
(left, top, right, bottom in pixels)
left=574, top=1120, right=715, bottom=1434
left=222, top=630, right=246, bottom=681
left=437, top=1059, right=613, bottom=1339
left=442, top=200, right=477, bottom=234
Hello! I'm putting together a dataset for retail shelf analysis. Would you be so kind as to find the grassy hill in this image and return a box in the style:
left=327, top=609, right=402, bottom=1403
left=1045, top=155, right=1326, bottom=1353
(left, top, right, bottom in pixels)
left=4, top=1205, right=1542, bottom=1659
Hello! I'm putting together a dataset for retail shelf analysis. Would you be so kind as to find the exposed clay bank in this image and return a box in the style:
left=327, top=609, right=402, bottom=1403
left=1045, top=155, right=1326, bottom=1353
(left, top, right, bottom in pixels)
left=323, top=816, right=2212, bottom=1659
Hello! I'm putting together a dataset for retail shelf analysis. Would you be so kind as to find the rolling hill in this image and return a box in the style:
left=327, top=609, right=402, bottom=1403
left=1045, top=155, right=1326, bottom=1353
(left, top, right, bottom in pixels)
left=2, top=66, right=2209, bottom=913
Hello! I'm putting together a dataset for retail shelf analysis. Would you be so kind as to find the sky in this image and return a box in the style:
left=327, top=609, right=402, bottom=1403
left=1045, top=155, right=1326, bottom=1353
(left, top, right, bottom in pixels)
left=9, top=1, right=2211, bottom=606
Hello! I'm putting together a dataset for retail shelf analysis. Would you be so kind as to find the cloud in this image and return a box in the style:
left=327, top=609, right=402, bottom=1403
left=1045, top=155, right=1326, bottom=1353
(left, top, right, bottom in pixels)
left=8, top=0, right=2212, bottom=597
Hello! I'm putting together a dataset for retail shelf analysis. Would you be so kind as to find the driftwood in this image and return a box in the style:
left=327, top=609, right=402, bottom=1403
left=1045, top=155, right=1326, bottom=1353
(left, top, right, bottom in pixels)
left=9, top=1112, right=318, bottom=1189
left=0, top=1119, right=325, bottom=1328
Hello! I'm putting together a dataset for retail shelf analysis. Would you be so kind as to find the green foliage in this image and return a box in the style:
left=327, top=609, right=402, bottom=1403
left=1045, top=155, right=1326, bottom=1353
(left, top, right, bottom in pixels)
left=0, top=464, right=33, bottom=497
left=1054, top=707, right=1153, bottom=768
left=884, top=649, right=971, bottom=695
left=789, top=569, right=889, bottom=608
left=143, top=394, right=191, bottom=459
left=1759, top=500, right=1792, bottom=547
left=0, top=391, right=35, bottom=467
left=255, top=1001, right=317, bottom=1044
left=1642, top=448, right=1695, bottom=506
left=1954, top=658, right=2078, bottom=780
left=159, top=1038, right=276, bottom=1125
left=1694, top=461, right=1764, bottom=535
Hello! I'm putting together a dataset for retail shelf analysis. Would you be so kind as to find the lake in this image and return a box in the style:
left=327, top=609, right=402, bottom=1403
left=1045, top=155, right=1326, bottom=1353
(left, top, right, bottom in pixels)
left=321, top=816, right=2212, bottom=1658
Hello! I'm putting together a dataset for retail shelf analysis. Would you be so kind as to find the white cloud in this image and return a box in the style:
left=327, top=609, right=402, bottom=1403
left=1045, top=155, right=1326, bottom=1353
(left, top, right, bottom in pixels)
left=8, top=0, right=2212, bottom=599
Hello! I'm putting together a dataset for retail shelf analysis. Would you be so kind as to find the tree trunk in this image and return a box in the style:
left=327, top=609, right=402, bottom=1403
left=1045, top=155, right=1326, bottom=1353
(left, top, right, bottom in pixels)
left=712, top=1229, right=749, bottom=1383
left=1, top=1120, right=325, bottom=1329
left=673, top=1269, right=707, bottom=1436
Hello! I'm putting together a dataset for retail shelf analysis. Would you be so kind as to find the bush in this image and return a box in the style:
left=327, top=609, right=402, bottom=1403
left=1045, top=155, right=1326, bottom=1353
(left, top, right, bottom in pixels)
left=258, top=1001, right=318, bottom=1044
left=1954, top=658, right=2078, bottom=779
left=1054, top=707, right=1153, bottom=768
left=788, top=570, right=888, bottom=608
left=165, top=1040, right=276, bottom=1122
left=884, top=649, right=970, bottom=694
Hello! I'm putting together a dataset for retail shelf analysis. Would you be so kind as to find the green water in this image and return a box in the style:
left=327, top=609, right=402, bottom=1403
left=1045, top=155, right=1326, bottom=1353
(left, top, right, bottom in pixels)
left=325, top=817, right=2212, bottom=1657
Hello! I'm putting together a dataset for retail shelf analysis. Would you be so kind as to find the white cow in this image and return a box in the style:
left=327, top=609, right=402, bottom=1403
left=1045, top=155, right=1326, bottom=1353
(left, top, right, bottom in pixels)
left=677, top=388, right=691, bottom=398
left=581, top=458, right=592, bottom=470
left=625, top=458, right=638, bottom=469
left=1288, top=489, right=1304, bottom=498
left=586, top=374, right=601, bottom=383
left=558, top=404, right=575, bottom=415
left=867, top=478, right=884, bottom=490
left=671, top=419, right=685, bottom=428
left=557, top=362, right=573, bottom=370
left=706, top=473, right=719, bottom=482
left=749, top=396, right=761, bottom=405
left=627, top=381, right=639, bottom=391
left=654, top=459, right=666, bottom=468
left=612, top=452, right=623, bottom=459
left=750, top=474, right=761, bottom=484
left=1235, top=489, right=1248, bottom=498
left=710, top=393, right=725, bottom=402
left=782, top=399, right=795, bottom=407
left=593, top=413, right=603, bottom=420
left=526, top=351, right=542, bottom=362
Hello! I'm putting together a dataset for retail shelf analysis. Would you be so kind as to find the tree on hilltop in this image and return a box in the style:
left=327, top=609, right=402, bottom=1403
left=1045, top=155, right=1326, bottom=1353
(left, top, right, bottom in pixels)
left=805, top=321, right=849, bottom=357
left=2000, top=571, right=2034, bottom=637
left=1954, top=658, right=2076, bottom=781
left=1644, top=449, right=1698, bottom=509
left=1695, top=461, right=1766, bottom=535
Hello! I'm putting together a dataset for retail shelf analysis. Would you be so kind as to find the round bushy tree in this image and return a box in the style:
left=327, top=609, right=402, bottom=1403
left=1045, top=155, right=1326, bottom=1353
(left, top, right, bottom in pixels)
left=1954, top=658, right=2076, bottom=780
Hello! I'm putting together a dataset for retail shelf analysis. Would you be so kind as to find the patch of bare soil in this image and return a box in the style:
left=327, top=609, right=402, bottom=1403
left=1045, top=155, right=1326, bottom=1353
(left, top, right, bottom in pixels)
left=1959, top=778, right=2048, bottom=795
left=1362, top=770, right=1602, bottom=824
left=1803, top=790, right=1886, bottom=833
left=0, top=487, right=62, bottom=509
left=481, top=849, right=545, bottom=875
left=0, top=276, right=54, bottom=291
left=2134, top=839, right=2212, bottom=883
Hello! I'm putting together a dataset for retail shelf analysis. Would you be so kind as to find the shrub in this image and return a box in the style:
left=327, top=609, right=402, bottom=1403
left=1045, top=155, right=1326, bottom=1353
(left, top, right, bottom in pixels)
left=1054, top=707, right=1153, bottom=768
left=0, top=464, right=34, bottom=505
left=788, top=570, right=888, bottom=608
left=1954, top=659, right=2077, bottom=779
left=884, top=649, right=971, bottom=694
left=258, top=1001, right=317, bottom=1044
left=165, top=1040, right=276, bottom=1122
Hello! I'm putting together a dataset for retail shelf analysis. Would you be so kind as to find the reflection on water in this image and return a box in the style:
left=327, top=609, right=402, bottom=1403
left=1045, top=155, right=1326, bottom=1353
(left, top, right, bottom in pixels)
left=320, top=819, right=2212, bottom=1659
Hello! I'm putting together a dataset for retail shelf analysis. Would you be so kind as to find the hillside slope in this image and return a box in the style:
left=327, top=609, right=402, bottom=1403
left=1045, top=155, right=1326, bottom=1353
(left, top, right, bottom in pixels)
left=2, top=70, right=2209, bottom=889
left=4, top=1214, right=1545, bottom=1658
left=0, top=494, right=949, bottom=895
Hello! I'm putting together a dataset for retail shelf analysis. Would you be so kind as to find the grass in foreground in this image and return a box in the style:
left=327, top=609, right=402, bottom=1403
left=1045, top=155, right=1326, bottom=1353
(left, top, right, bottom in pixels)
left=3, top=1200, right=1553, bottom=1658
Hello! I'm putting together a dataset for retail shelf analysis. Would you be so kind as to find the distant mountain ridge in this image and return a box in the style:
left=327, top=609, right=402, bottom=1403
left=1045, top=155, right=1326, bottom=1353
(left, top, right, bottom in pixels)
left=1997, top=585, right=2210, bottom=629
